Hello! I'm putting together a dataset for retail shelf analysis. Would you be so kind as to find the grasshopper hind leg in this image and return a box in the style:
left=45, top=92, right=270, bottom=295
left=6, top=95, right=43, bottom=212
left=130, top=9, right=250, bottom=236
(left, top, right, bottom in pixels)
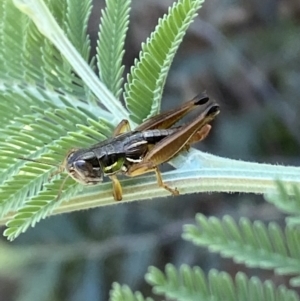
left=154, top=125, right=212, bottom=195
left=154, top=167, right=179, bottom=196
left=127, top=163, right=179, bottom=196
left=110, top=119, right=131, bottom=201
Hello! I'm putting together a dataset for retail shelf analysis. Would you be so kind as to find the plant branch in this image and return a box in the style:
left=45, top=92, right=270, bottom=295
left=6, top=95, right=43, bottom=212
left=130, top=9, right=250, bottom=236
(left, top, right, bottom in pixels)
left=0, top=150, right=299, bottom=225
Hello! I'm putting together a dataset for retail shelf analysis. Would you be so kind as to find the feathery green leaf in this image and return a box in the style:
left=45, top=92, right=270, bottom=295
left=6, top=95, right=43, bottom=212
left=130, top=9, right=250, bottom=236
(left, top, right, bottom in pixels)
left=0, top=0, right=223, bottom=241
left=109, top=283, right=154, bottom=301
left=4, top=178, right=82, bottom=241
left=265, top=181, right=300, bottom=225
left=124, top=0, right=204, bottom=123
left=97, top=0, right=130, bottom=98
left=2, top=117, right=114, bottom=240
left=146, top=264, right=299, bottom=301
left=183, top=214, right=300, bottom=286
left=1, top=0, right=91, bottom=98
left=0, top=0, right=27, bottom=80
left=66, top=0, right=92, bottom=61
left=0, top=85, right=108, bottom=181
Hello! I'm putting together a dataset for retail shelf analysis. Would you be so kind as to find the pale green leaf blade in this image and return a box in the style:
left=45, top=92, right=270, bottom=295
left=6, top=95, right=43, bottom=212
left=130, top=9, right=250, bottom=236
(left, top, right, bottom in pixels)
left=0, top=0, right=91, bottom=98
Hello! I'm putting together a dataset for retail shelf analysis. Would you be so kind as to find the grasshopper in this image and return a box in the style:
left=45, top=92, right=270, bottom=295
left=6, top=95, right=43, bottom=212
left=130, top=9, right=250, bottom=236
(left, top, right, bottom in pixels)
left=63, top=93, right=220, bottom=200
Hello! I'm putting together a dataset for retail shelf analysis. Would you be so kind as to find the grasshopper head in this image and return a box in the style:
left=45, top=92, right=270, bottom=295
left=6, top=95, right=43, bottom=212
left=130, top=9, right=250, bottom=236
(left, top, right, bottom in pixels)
left=66, top=149, right=103, bottom=185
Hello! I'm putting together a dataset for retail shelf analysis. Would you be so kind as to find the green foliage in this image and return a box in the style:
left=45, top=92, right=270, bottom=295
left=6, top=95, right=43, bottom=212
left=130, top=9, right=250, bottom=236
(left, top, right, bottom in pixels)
left=66, top=0, right=92, bottom=61
left=109, top=205, right=300, bottom=300
left=106, top=186, right=299, bottom=300
left=109, top=283, right=154, bottom=301
left=183, top=213, right=300, bottom=286
left=124, top=0, right=205, bottom=123
left=97, top=0, right=130, bottom=98
left=0, top=0, right=203, bottom=240
left=143, top=264, right=299, bottom=301
left=265, top=181, right=300, bottom=226
left=1, top=1, right=300, bottom=300
left=0, top=0, right=27, bottom=81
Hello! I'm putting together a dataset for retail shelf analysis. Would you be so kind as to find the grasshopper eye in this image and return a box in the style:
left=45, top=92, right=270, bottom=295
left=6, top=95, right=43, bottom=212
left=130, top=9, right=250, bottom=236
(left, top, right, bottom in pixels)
left=69, top=159, right=103, bottom=185
left=195, top=96, right=209, bottom=105
left=73, top=160, right=91, bottom=173
left=207, top=105, right=220, bottom=116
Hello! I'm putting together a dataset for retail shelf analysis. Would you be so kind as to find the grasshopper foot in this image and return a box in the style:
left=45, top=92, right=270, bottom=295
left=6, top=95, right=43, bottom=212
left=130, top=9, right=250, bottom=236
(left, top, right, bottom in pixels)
left=162, top=184, right=179, bottom=196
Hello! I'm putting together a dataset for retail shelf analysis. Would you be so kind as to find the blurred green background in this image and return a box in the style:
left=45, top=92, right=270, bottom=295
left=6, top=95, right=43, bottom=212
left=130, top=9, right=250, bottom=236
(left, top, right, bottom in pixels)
left=1, top=0, right=300, bottom=300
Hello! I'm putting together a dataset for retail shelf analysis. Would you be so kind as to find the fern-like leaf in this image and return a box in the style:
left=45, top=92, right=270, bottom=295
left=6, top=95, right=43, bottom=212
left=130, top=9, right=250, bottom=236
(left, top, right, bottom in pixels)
left=13, top=0, right=129, bottom=117
left=66, top=0, right=92, bottom=61
left=265, top=181, right=300, bottom=226
left=0, top=83, right=111, bottom=179
left=109, top=283, right=154, bottom=301
left=1, top=0, right=91, bottom=98
left=0, top=81, right=114, bottom=237
left=0, top=94, right=101, bottom=177
left=97, top=0, right=130, bottom=98
left=146, top=264, right=299, bottom=301
left=183, top=214, right=300, bottom=287
left=4, top=178, right=82, bottom=241
left=2, top=120, right=114, bottom=240
left=0, top=0, right=27, bottom=80
left=124, top=0, right=204, bottom=123
left=0, top=0, right=209, bottom=240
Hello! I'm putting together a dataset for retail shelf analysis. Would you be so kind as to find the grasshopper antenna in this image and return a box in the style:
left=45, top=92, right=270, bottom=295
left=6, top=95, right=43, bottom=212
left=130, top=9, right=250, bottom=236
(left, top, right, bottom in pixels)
left=55, top=174, right=70, bottom=202
left=18, top=156, right=65, bottom=182
left=18, top=156, right=70, bottom=202
left=17, top=156, right=60, bottom=167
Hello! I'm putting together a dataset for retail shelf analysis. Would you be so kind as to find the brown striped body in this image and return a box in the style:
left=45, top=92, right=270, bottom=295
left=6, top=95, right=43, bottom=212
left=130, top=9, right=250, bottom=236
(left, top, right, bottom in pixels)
left=66, top=128, right=179, bottom=184
left=64, top=93, right=220, bottom=200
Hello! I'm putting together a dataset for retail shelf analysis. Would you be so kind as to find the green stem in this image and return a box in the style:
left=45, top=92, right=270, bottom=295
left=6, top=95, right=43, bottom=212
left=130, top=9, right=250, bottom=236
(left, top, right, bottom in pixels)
left=22, top=152, right=300, bottom=215
left=13, top=0, right=129, bottom=122
left=0, top=150, right=298, bottom=225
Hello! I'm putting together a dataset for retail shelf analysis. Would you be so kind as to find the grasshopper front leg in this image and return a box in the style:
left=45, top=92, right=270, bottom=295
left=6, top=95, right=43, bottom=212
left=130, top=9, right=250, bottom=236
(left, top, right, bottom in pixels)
left=109, top=174, right=123, bottom=201
left=109, top=119, right=132, bottom=201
